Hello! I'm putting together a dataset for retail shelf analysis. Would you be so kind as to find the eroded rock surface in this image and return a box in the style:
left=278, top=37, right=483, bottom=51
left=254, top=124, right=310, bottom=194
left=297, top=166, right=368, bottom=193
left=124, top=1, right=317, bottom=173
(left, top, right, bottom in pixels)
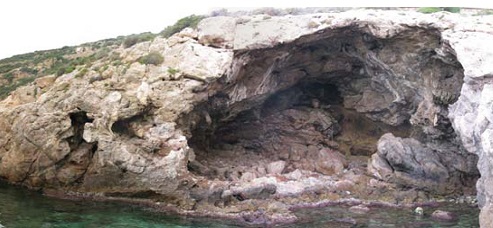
left=0, top=9, right=491, bottom=225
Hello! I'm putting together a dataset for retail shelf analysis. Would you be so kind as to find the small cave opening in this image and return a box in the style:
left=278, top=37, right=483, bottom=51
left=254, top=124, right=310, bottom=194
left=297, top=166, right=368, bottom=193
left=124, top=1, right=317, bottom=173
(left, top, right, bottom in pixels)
left=111, top=116, right=140, bottom=137
left=67, top=111, right=94, bottom=149
left=187, top=80, right=412, bottom=181
left=110, top=107, right=153, bottom=138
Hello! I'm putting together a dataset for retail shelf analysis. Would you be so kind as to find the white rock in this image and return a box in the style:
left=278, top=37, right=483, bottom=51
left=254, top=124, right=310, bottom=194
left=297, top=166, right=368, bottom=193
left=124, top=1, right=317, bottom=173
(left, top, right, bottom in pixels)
left=267, top=160, right=286, bottom=175
left=198, top=16, right=237, bottom=49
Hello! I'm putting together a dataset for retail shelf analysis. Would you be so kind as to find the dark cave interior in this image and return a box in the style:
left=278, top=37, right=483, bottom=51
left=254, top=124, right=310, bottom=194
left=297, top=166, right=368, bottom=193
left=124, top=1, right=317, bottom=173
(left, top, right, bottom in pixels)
left=187, top=79, right=412, bottom=181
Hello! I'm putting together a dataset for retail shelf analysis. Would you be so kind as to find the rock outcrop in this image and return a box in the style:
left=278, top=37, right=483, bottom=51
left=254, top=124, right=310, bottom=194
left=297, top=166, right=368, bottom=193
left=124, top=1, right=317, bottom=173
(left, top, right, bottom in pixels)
left=448, top=30, right=493, bottom=227
left=0, top=9, right=491, bottom=225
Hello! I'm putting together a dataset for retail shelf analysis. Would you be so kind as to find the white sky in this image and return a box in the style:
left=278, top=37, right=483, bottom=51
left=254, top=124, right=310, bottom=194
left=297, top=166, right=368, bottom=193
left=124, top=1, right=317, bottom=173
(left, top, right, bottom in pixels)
left=0, top=0, right=491, bottom=60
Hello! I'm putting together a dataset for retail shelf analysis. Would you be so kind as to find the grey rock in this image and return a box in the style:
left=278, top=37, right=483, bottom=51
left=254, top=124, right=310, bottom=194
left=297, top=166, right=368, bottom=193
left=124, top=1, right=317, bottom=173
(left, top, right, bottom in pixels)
left=369, top=133, right=477, bottom=193
left=431, top=210, right=457, bottom=221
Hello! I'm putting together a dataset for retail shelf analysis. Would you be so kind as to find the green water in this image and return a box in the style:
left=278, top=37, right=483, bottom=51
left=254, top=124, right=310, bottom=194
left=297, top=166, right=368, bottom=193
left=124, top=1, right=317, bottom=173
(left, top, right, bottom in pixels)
left=290, top=203, right=480, bottom=228
left=0, top=182, right=479, bottom=227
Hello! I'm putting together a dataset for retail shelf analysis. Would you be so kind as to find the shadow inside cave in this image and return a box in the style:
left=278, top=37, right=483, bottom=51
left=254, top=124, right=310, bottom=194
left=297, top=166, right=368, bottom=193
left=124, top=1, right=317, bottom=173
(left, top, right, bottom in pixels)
left=187, top=80, right=412, bottom=181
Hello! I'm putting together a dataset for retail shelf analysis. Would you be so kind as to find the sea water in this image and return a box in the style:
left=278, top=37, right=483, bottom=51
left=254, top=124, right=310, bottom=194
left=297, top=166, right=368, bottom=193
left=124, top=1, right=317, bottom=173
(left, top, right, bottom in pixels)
left=0, top=182, right=479, bottom=227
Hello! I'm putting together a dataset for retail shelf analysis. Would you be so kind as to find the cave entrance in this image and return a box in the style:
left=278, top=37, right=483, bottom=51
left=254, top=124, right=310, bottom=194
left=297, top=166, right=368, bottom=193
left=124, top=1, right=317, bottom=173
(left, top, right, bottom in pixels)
left=187, top=80, right=412, bottom=181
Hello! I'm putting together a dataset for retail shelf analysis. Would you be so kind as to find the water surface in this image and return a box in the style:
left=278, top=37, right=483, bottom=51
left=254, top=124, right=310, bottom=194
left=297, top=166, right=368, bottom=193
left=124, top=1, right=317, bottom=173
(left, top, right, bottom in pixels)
left=0, top=182, right=479, bottom=227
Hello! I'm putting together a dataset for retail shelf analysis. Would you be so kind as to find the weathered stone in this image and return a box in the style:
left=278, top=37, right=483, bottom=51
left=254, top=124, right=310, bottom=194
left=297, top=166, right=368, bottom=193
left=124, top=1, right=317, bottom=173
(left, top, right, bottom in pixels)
left=231, top=183, right=277, bottom=200
left=35, top=75, right=56, bottom=89
left=349, top=205, right=370, bottom=214
left=368, top=133, right=477, bottom=193
left=314, top=148, right=347, bottom=175
left=240, top=172, right=257, bottom=182
left=267, top=161, right=286, bottom=175
left=431, top=210, right=457, bottom=221
left=198, top=16, right=237, bottom=49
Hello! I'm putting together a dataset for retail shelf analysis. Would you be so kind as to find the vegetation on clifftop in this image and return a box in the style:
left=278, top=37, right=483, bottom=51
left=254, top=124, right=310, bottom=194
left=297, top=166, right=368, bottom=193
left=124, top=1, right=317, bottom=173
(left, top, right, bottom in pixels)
left=0, top=8, right=484, bottom=99
left=160, top=15, right=205, bottom=38
left=418, top=7, right=461, bottom=14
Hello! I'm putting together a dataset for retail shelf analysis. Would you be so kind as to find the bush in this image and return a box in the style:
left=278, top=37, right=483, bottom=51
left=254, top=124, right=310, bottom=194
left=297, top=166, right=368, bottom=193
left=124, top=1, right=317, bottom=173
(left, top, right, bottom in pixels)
left=167, top=67, right=179, bottom=75
left=160, top=15, right=205, bottom=38
left=75, top=68, right=88, bottom=78
left=123, top=36, right=139, bottom=48
left=56, top=65, right=75, bottom=76
left=0, top=76, right=37, bottom=99
left=2, top=72, right=14, bottom=83
left=94, top=47, right=110, bottom=60
left=418, top=7, right=442, bottom=13
left=138, top=52, right=164, bottom=66
left=20, top=67, right=38, bottom=75
left=443, top=7, right=461, bottom=13
left=418, top=7, right=461, bottom=14
left=0, top=85, right=15, bottom=98
left=56, top=67, right=66, bottom=76
left=0, top=63, right=21, bottom=74
left=123, top=32, right=157, bottom=48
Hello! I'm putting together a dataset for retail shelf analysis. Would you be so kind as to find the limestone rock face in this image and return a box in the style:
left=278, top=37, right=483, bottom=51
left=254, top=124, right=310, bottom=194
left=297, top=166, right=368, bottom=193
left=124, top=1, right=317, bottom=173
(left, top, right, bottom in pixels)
left=0, top=33, right=232, bottom=199
left=0, top=9, right=491, bottom=225
left=444, top=13, right=493, bottom=227
left=449, top=44, right=493, bottom=227
left=198, top=16, right=238, bottom=49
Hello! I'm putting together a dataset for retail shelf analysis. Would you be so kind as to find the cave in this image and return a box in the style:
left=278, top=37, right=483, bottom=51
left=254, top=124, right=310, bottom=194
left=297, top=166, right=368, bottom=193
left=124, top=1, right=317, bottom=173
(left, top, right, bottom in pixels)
left=67, top=111, right=94, bottom=149
left=181, top=25, right=479, bottom=196
left=188, top=79, right=414, bottom=181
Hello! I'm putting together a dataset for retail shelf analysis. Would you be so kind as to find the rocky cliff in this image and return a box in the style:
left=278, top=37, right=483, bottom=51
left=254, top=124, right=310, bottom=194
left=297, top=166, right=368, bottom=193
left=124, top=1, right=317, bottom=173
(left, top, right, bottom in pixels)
left=0, top=9, right=492, bottom=226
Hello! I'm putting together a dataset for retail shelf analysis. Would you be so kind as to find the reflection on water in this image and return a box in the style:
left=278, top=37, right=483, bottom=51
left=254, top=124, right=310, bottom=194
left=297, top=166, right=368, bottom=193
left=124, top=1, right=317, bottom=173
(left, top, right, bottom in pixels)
left=0, top=182, right=479, bottom=227
left=0, top=182, right=237, bottom=228
left=289, top=203, right=480, bottom=228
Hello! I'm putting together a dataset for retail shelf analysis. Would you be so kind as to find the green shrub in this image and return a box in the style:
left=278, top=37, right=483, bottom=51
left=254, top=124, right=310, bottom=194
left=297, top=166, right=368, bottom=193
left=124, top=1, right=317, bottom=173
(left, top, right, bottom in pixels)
left=443, top=7, right=461, bottom=13
left=56, top=67, right=66, bottom=76
left=75, top=68, right=88, bottom=78
left=2, top=72, right=14, bottom=83
left=418, top=7, right=461, bottom=14
left=123, top=36, right=139, bottom=48
left=0, top=85, right=15, bottom=98
left=0, top=63, right=21, bottom=74
left=112, top=60, right=123, bottom=66
left=100, top=65, right=109, bottom=73
left=160, top=15, right=205, bottom=38
left=167, top=67, right=179, bottom=75
left=418, top=7, right=442, bottom=13
left=56, top=65, right=74, bottom=76
left=16, top=76, right=36, bottom=86
left=0, top=75, right=37, bottom=98
left=20, top=67, right=38, bottom=75
left=109, top=52, right=122, bottom=61
left=95, top=47, right=110, bottom=60
left=123, top=32, right=157, bottom=48
left=138, top=52, right=164, bottom=66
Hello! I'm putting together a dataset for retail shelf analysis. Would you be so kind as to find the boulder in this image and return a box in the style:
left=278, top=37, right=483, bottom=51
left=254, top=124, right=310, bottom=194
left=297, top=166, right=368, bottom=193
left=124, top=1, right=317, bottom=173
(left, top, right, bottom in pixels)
left=431, top=210, right=457, bottom=221
left=368, top=133, right=477, bottom=193
left=267, top=161, right=286, bottom=175
left=315, top=148, right=347, bottom=175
